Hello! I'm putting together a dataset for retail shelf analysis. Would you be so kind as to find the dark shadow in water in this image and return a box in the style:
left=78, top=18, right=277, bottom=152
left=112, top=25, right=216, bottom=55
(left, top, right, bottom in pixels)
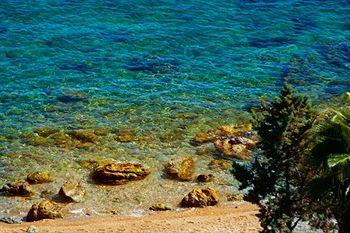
left=124, top=55, right=180, bottom=74
left=58, top=62, right=98, bottom=74
left=315, top=42, right=350, bottom=69
left=276, top=56, right=319, bottom=89
left=291, top=15, right=316, bottom=33
left=248, top=36, right=294, bottom=48
left=100, top=29, right=135, bottom=43
left=0, top=26, right=7, bottom=34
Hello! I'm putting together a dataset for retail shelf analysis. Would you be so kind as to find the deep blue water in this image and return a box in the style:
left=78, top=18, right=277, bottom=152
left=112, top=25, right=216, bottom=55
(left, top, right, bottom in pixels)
left=0, top=0, right=350, bottom=133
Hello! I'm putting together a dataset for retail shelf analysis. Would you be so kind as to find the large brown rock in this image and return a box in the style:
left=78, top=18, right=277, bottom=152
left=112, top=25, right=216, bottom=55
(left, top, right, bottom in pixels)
left=92, top=161, right=151, bottom=185
left=0, top=181, right=34, bottom=196
left=165, top=157, right=195, bottom=181
left=181, top=187, right=219, bottom=207
left=26, top=200, right=63, bottom=222
left=26, top=171, right=53, bottom=184
left=59, top=181, right=85, bottom=203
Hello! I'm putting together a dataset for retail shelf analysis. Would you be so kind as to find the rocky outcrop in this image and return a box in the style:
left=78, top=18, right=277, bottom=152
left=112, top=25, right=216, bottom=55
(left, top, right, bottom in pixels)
left=0, top=181, right=34, bottom=196
left=26, top=172, right=53, bottom=184
left=59, top=181, right=85, bottom=203
left=181, top=187, right=219, bottom=207
left=165, top=157, right=195, bottom=181
left=26, top=200, right=63, bottom=222
left=92, top=161, right=151, bottom=185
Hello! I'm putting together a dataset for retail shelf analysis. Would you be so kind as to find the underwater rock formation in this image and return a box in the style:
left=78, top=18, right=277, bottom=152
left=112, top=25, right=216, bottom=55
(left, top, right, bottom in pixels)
left=26, top=171, right=54, bottom=184
left=181, top=187, right=219, bottom=208
left=69, top=130, right=97, bottom=143
left=92, top=161, right=151, bottom=185
left=213, top=136, right=256, bottom=160
left=26, top=200, right=63, bottom=222
left=194, top=123, right=257, bottom=160
left=165, top=157, right=195, bottom=181
left=59, top=181, right=85, bottom=203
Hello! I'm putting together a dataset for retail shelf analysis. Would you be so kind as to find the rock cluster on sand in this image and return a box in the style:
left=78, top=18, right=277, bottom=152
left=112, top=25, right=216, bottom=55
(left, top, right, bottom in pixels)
left=92, top=161, right=151, bottom=184
left=59, top=181, right=86, bottom=203
left=26, top=200, right=63, bottom=222
left=26, top=171, right=53, bottom=184
left=0, top=181, right=34, bottom=196
left=181, top=187, right=219, bottom=207
left=165, top=157, right=195, bottom=181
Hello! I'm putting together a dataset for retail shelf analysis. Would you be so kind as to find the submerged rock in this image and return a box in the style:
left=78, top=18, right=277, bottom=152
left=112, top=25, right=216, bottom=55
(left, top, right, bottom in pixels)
left=59, top=181, right=85, bottom=203
left=0, top=181, right=34, bottom=196
left=149, top=203, right=172, bottom=211
left=69, top=130, right=97, bottom=143
left=209, top=159, right=232, bottom=171
left=193, top=123, right=254, bottom=144
left=181, top=187, right=219, bottom=208
left=26, top=172, right=53, bottom=184
left=116, top=134, right=134, bottom=142
left=34, top=128, right=59, bottom=137
left=214, top=136, right=256, bottom=160
left=56, top=91, right=88, bottom=103
left=197, top=174, right=214, bottom=183
left=193, top=132, right=215, bottom=144
left=165, top=157, right=195, bottom=181
left=49, top=132, right=72, bottom=147
left=92, top=161, right=151, bottom=185
left=26, top=200, right=63, bottom=222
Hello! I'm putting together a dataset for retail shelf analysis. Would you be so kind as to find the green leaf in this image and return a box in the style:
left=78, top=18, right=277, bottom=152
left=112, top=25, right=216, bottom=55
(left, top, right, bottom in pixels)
left=327, top=154, right=350, bottom=168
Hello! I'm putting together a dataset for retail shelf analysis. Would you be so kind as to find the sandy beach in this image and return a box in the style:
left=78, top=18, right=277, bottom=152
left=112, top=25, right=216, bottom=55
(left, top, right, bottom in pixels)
left=0, top=202, right=259, bottom=233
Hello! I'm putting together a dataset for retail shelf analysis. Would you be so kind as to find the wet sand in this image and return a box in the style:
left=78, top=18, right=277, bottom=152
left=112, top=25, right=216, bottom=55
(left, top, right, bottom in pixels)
left=0, top=202, right=259, bottom=233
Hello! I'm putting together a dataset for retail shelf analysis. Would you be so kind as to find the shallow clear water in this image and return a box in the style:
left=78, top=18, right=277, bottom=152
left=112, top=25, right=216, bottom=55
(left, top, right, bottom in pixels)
left=0, top=0, right=349, bottom=220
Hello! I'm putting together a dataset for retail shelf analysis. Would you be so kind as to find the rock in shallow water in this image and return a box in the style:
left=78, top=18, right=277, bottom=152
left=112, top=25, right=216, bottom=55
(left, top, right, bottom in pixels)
left=26, top=200, right=63, bottom=222
left=181, top=187, right=219, bottom=208
left=165, top=157, right=195, bottom=181
left=0, top=181, right=34, bottom=196
left=26, top=171, right=53, bottom=184
left=59, top=181, right=85, bottom=203
left=214, top=136, right=256, bottom=160
left=92, top=161, right=151, bottom=185
left=197, top=174, right=214, bottom=183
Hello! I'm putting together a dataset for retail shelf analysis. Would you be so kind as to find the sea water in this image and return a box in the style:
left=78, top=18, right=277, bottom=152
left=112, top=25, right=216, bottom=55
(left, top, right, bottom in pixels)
left=0, top=0, right=349, bottom=221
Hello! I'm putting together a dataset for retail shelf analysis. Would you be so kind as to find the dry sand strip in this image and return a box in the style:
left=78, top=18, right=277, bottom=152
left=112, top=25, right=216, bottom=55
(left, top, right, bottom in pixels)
left=0, top=202, right=259, bottom=233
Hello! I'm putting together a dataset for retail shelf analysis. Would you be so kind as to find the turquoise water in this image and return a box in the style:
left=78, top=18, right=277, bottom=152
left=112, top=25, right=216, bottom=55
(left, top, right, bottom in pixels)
left=0, top=0, right=350, bottom=220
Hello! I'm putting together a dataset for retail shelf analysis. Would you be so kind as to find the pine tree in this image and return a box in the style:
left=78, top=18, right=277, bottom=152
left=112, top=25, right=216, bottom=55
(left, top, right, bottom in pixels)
left=233, top=85, right=315, bottom=232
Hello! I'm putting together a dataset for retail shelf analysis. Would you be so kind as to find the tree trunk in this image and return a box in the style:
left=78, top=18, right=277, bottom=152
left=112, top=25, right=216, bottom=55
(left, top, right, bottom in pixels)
left=338, top=206, right=350, bottom=233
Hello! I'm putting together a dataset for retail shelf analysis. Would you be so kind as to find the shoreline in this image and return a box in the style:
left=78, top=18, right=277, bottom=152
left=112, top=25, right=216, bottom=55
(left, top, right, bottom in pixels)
left=0, top=202, right=259, bottom=233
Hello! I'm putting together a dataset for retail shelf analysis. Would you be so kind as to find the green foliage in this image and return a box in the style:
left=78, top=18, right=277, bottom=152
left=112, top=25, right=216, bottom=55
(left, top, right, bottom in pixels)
left=233, top=84, right=315, bottom=232
left=307, top=104, right=350, bottom=233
